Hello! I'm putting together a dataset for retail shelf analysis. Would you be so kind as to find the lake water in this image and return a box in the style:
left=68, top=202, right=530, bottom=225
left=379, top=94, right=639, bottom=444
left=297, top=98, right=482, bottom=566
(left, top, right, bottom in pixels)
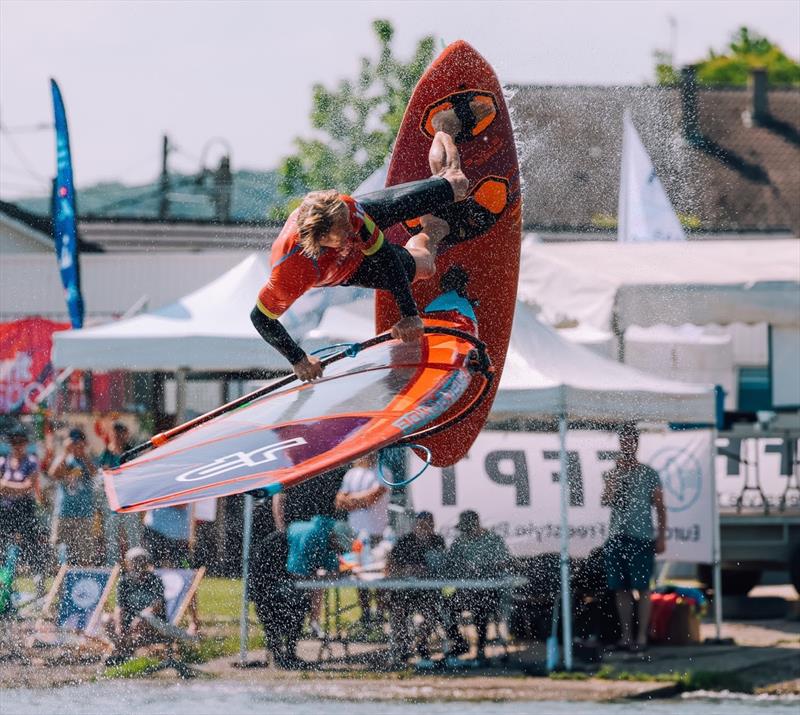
left=2, top=682, right=799, bottom=715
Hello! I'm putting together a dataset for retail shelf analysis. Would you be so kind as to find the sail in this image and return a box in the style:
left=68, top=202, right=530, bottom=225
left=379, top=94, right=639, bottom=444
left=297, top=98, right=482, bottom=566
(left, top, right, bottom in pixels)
left=106, top=307, right=487, bottom=512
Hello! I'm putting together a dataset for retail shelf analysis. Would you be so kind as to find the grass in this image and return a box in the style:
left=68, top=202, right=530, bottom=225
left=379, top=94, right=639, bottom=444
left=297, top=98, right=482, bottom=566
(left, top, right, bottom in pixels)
left=592, top=665, right=751, bottom=692
left=104, top=656, right=161, bottom=679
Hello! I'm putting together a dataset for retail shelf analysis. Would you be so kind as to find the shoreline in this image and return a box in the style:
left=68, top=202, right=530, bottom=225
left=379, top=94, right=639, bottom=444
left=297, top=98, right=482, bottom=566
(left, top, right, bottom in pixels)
left=2, top=611, right=797, bottom=701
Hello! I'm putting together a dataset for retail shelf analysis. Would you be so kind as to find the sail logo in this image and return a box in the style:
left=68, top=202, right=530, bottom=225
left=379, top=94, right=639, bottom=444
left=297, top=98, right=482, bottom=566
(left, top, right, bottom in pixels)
left=175, top=437, right=307, bottom=482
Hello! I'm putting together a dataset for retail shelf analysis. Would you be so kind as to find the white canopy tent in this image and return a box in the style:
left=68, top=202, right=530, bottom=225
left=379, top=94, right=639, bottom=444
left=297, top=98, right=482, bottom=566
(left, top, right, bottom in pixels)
left=518, top=238, right=800, bottom=333
left=494, top=303, right=716, bottom=422
left=52, top=252, right=366, bottom=372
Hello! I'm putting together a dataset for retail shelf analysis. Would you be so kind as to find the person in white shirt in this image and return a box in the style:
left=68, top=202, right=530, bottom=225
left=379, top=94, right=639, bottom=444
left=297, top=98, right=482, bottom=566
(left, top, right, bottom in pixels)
left=335, top=453, right=390, bottom=626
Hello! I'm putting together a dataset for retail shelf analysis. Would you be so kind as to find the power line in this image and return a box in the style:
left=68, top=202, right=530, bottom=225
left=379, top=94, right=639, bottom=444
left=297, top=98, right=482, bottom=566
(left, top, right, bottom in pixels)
left=0, top=130, right=49, bottom=185
left=0, top=121, right=52, bottom=134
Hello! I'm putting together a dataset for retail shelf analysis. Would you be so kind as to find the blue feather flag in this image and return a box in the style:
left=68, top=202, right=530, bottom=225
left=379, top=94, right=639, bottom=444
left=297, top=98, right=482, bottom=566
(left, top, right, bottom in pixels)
left=50, top=79, right=84, bottom=328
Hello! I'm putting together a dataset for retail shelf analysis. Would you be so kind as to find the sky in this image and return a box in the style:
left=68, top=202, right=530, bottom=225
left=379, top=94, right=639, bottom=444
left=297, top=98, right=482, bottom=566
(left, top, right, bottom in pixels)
left=1, top=0, right=798, bottom=200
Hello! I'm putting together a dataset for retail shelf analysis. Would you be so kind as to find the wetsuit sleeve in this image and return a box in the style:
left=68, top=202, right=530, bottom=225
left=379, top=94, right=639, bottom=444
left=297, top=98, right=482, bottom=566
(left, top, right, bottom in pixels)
left=355, top=176, right=454, bottom=229
left=252, top=259, right=316, bottom=365
left=250, top=307, right=306, bottom=365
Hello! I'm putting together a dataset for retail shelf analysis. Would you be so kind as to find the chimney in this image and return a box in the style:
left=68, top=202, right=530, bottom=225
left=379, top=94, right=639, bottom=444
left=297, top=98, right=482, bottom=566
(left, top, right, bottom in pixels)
left=750, top=68, right=769, bottom=124
left=680, top=65, right=702, bottom=146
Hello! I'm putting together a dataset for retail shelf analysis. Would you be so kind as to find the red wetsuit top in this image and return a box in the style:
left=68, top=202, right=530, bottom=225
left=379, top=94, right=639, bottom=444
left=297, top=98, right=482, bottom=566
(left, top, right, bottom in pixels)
left=256, top=195, right=384, bottom=319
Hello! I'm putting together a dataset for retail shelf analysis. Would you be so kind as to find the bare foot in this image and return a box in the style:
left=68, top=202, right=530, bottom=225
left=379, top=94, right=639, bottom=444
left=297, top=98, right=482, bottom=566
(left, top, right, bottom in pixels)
left=404, top=214, right=450, bottom=281
left=431, top=108, right=462, bottom=137
left=429, top=131, right=468, bottom=201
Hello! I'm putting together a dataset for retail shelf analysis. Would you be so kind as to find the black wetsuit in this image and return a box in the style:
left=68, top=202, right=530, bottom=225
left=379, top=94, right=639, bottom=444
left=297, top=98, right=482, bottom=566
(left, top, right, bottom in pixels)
left=250, top=176, right=455, bottom=366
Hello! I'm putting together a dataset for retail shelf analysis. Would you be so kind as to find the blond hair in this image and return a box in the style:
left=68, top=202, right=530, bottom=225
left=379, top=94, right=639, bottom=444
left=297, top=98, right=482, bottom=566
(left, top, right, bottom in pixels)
left=296, top=189, right=346, bottom=258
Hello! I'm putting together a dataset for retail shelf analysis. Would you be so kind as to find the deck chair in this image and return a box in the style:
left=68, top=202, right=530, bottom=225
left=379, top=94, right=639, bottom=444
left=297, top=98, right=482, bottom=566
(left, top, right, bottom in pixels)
left=28, top=564, right=119, bottom=657
left=137, top=567, right=206, bottom=679
left=157, top=567, right=205, bottom=627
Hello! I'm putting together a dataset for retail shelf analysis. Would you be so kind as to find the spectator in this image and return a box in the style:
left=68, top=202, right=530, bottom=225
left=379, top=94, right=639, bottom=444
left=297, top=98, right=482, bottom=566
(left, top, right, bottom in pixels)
left=286, top=516, right=352, bottom=639
left=273, top=466, right=345, bottom=529
left=143, top=505, right=191, bottom=568
left=48, top=428, right=98, bottom=565
left=105, top=547, right=167, bottom=666
left=274, top=467, right=345, bottom=636
left=601, top=423, right=666, bottom=652
left=386, top=511, right=468, bottom=662
left=335, top=453, right=389, bottom=626
left=249, top=506, right=308, bottom=669
left=446, top=510, right=511, bottom=662
left=98, top=422, right=142, bottom=565
left=0, top=426, right=47, bottom=596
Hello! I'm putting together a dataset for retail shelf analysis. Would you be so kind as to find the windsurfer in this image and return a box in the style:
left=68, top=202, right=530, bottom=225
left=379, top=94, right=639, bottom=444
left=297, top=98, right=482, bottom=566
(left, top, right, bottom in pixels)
left=251, top=116, right=469, bottom=382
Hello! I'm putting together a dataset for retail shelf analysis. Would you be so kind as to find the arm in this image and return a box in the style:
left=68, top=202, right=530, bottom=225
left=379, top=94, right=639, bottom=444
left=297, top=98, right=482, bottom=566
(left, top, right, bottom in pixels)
left=272, top=491, right=286, bottom=532
left=600, top=469, right=618, bottom=507
left=250, top=307, right=306, bottom=365
left=253, top=258, right=324, bottom=380
left=356, top=176, right=454, bottom=228
left=48, top=451, right=71, bottom=481
left=340, top=484, right=389, bottom=511
left=652, top=485, right=667, bottom=554
left=0, top=474, right=37, bottom=496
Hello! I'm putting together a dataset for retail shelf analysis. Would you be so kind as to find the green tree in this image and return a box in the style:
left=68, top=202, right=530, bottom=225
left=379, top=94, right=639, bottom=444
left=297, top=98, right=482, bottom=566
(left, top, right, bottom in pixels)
left=655, top=26, right=800, bottom=87
left=270, top=20, right=435, bottom=220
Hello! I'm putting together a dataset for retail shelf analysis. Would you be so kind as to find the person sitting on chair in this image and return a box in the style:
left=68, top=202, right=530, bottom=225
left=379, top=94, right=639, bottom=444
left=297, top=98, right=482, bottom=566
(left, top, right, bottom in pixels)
left=105, top=547, right=167, bottom=665
left=446, top=510, right=511, bottom=663
left=386, top=511, right=469, bottom=663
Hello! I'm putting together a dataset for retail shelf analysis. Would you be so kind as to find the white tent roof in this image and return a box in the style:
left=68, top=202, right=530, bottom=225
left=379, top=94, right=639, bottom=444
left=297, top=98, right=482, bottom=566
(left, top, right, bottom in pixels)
left=494, top=302, right=716, bottom=423
left=52, top=253, right=364, bottom=371
left=518, top=238, right=800, bottom=331
left=307, top=296, right=716, bottom=424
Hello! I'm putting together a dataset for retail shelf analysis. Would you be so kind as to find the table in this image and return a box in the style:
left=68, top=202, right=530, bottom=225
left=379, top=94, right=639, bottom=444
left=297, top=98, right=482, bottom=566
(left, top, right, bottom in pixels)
left=294, top=576, right=528, bottom=662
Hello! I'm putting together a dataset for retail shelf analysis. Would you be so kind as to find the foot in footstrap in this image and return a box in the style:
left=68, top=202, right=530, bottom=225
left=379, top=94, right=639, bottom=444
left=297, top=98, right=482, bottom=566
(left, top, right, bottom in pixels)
left=423, top=91, right=498, bottom=143
left=403, top=176, right=510, bottom=248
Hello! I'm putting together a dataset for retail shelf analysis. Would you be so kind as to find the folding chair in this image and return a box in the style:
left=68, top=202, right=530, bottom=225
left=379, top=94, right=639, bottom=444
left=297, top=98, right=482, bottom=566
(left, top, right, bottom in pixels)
left=137, top=567, right=206, bottom=678
left=28, top=564, right=120, bottom=657
left=157, top=567, right=205, bottom=627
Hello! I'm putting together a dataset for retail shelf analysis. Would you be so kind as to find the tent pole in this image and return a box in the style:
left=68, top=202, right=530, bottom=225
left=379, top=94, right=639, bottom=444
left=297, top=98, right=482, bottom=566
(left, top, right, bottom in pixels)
left=175, top=367, right=188, bottom=423
left=239, top=493, right=254, bottom=665
left=710, top=428, right=723, bottom=641
left=558, top=415, right=573, bottom=670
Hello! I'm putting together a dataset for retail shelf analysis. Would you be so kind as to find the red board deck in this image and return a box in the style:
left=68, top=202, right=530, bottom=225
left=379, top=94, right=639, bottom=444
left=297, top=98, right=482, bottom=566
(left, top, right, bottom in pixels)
left=376, top=41, right=522, bottom=466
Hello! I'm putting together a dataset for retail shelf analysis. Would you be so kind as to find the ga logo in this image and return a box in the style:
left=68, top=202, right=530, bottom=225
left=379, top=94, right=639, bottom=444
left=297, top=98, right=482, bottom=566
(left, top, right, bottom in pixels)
left=175, top=437, right=307, bottom=482
left=650, top=447, right=703, bottom=513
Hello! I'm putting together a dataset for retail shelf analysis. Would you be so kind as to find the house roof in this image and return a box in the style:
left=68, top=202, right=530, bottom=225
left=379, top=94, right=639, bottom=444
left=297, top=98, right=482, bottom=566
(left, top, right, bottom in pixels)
left=508, top=84, right=800, bottom=233
left=0, top=199, right=103, bottom=252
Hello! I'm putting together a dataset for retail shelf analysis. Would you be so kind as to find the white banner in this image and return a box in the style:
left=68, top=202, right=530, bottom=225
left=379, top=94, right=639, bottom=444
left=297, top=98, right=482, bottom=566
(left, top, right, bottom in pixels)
left=618, top=110, right=686, bottom=243
left=716, top=434, right=800, bottom=510
left=410, top=430, right=714, bottom=564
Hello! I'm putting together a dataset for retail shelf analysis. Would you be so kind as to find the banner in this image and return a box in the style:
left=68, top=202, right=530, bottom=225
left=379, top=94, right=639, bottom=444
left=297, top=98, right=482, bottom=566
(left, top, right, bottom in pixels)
left=716, top=434, right=800, bottom=510
left=410, top=430, right=714, bottom=564
left=50, top=78, right=84, bottom=328
left=0, top=318, right=69, bottom=413
left=618, top=110, right=685, bottom=243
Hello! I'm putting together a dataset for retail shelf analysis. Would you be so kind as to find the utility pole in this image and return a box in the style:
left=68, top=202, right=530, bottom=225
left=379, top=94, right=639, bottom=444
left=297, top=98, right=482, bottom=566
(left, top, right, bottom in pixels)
left=213, top=154, right=233, bottom=222
left=158, top=134, right=170, bottom=220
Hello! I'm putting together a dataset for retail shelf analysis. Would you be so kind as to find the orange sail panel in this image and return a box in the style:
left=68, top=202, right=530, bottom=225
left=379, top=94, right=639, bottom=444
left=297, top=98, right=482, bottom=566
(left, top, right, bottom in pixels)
left=105, top=323, right=479, bottom=512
